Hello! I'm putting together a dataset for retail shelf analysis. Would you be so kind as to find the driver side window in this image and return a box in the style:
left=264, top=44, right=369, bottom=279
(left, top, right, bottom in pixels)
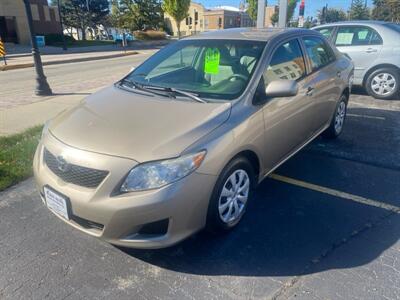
left=264, top=39, right=306, bottom=87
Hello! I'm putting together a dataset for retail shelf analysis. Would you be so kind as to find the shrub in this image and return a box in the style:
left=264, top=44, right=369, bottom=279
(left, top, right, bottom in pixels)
left=133, top=30, right=166, bottom=40
left=42, top=33, right=75, bottom=45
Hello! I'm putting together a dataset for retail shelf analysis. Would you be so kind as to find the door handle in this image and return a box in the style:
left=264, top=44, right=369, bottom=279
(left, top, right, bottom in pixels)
left=366, top=48, right=378, bottom=53
left=306, top=86, right=314, bottom=96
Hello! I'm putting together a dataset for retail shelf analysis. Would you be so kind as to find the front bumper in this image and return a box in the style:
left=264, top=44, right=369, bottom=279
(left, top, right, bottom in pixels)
left=33, top=132, right=217, bottom=249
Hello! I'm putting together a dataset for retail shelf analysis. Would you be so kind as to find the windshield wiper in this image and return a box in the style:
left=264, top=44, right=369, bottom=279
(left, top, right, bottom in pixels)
left=118, top=79, right=171, bottom=98
left=143, top=85, right=207, bottom=103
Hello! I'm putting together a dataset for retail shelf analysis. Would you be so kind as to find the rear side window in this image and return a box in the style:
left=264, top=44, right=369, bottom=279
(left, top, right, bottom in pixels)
left=335, top=26, right=383, bottom=46
left=315, top=27, right=335, bottom=39
left=264, top=39, right=306, bottom=84
left=302, top=36, right=336, bottom=72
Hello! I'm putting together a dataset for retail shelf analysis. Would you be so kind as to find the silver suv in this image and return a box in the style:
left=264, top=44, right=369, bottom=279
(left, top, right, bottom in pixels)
left=314, top=21, right=400, bottom=99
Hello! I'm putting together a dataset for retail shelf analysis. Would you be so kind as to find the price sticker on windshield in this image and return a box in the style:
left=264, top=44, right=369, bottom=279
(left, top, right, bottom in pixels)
left=204, top=48, right=220, bottom=74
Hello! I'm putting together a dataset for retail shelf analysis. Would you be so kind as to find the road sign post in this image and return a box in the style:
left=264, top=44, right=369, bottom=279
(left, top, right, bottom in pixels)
left=0, top=37, right=7, bottom=65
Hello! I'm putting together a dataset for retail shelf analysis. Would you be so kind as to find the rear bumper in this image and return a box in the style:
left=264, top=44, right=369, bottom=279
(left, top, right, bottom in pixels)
left=33, top=133, right=217, bottom=249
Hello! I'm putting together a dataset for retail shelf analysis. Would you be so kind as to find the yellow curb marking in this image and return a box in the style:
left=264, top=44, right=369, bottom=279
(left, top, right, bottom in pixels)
left=270, top=174, right=400, bottom=214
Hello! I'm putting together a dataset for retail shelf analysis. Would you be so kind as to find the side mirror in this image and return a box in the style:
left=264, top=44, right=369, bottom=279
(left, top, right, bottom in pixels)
left=265, top=80, right=298, bottom=98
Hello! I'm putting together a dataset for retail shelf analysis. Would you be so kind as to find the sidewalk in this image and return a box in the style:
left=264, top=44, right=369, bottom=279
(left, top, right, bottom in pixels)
left=0, top=90, right=93, bottom=136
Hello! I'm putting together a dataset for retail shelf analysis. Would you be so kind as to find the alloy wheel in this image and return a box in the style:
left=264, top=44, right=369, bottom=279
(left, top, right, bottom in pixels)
left=371, top=72, right=396, bottom=96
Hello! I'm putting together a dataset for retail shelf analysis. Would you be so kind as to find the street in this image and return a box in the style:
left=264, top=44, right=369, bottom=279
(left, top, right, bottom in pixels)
left=1, top=54, right=400, bottom=299
left=0, top=50, right=156, bottom=109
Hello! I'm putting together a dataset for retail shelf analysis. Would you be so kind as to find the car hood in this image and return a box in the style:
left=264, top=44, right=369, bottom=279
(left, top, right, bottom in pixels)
left=49, top=85, right=231, bottom=162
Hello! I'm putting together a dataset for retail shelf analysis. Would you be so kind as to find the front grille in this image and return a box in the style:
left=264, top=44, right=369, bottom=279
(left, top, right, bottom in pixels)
left=43, top=148, right=108, bottom=188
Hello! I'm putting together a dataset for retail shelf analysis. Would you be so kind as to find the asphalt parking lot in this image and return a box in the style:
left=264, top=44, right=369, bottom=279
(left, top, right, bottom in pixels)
left=0, top=92, right=399, bottom=299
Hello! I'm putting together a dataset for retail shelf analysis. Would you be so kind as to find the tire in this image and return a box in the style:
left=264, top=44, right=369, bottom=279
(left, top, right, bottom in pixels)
left=365, top=67, right=400, bottom=100
left=206, top=156, right=255, bottom=233
left=322, top=94, right=348, bottom=139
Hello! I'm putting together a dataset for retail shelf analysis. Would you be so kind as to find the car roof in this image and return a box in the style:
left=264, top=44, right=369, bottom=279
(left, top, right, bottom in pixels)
left=313, top=20, right=392, bottom=29
left=185, top=27, right=315, bottom=41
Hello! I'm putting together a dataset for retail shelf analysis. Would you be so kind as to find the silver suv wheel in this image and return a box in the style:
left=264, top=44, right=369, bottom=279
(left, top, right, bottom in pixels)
left=371, top=72, right=396, bottom=96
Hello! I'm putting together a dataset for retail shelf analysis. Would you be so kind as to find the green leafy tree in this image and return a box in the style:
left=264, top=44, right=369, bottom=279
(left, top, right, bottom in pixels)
left=162, top=0, right=190, bottom=39
left=318, top=7, right=347, bottom=24
left=349, top=0, right=370, bottom=20
left=372, top=0, right=400, bottom=22
left=53, top=0, right=109, bottom=40
left=271, top=0, right=299, bottom=27
left=109, top=0, right=163, bottom=31
left=246, top=0, right=258, bottom=22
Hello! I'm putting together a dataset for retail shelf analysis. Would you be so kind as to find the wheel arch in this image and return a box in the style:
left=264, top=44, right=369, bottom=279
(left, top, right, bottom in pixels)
left=362, top=64, right=400, bottom=87
left=230, top=150, right=261, bottom=186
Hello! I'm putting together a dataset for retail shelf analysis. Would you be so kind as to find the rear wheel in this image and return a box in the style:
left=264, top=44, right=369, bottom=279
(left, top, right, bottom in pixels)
left=322, top=94, right=347, bottom=139
left=365, top=67, right=399, bottom=100
left=206, top=157, right=255, bottom=233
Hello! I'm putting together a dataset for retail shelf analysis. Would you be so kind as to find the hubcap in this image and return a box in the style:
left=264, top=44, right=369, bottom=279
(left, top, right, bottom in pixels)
left=371, top=73, right=396, bottom=96
left=218, top=169, right=250, bottom=224
left=334, top=100, right=346, bottom=134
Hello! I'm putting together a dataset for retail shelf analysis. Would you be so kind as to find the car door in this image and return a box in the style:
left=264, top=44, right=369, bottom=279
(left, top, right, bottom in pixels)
left=301, top=36, right=340, bottom=131
left=334, top=25, right=383, bottom=83
left=260, top=38, right=316, bottom=172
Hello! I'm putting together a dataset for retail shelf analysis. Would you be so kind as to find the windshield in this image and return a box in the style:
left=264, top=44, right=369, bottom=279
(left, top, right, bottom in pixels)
left=126, top=39, right=266, bottom=100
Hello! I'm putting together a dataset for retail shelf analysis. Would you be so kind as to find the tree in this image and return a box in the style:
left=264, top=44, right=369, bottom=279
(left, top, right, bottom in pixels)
left=246, top=0, right=258, bottom=22
left=162, top=0, right=190, bottom=39
left=271, top=0, right=299, bottom=27
left=109, top=0, right=163, bottom=31
left=371, top=0, right=391, bottom=21
left=318, top=7, right=347, bottom=24
left=53, top=0, right=109, bottom=40
left=372, top=0, right=400, bottom=22
left=349, top=0, right=370, bottom=20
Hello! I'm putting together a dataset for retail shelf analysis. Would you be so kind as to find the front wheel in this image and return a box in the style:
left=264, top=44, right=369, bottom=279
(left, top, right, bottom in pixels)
left=365, top=68, right=399, bottom=100
left=322, top=94, right=347, bottom=139
left=206, top=157, right=255, bottom=233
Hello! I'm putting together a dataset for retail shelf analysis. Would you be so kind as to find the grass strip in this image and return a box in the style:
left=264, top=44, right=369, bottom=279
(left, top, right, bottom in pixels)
left=0, top=126, right=43, bottom=191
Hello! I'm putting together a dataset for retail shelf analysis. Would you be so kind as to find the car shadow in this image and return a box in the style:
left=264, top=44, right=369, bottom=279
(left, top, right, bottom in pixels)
left=119, top=107, right=400, bottom=277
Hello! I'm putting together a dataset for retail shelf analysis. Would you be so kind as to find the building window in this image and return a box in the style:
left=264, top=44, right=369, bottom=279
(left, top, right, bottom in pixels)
left=43, top=6, right=51, bottom=22
left=30, top=4, right=40, bottom=21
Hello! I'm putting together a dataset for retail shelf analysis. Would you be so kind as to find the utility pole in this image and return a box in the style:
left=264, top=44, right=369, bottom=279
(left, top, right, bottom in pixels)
left=279, top=0, right=288, bottom=28
left=256, top=0, right=265, bottom=28
left=57, top=0, right=67, bottom=51
left=23, top=0, right=52, bottom=96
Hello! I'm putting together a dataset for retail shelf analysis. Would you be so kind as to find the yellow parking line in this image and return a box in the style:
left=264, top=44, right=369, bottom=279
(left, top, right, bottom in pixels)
left=270, top=174, right=400, bottom=214
left=347, top=113, right=385, bottom=120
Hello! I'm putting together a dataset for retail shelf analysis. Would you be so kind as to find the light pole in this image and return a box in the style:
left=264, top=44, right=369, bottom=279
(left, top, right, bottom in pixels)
left=23, top=0, right=52, bottom=96
left=278, top=0, right=288, bottom=28
left=57, top=0, right=67, bottom=50
left=256, top=0, right=265, bottom=28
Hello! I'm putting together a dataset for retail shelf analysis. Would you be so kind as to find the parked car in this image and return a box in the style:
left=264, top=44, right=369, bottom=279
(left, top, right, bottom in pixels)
left=313, top=21, right=400, bottom=99
left=33, top=28, right=353, bottom=249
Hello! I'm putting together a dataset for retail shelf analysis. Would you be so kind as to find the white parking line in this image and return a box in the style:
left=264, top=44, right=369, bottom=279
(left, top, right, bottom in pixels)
left=347, top=113, right=386, bottom=120
left=270, top=174, right=400, bottom=214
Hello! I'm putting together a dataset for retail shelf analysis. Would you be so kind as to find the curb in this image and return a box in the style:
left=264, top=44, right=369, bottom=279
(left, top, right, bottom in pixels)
left=0, top=51, right=138, bottom=71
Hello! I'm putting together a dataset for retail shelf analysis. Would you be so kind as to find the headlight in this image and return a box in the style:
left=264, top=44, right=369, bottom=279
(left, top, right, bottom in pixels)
left=120, top=151, right=206, bottom=192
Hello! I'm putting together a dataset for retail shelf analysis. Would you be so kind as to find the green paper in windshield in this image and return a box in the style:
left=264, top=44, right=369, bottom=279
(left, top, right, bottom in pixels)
left=204, top=48, right=220, bottom=74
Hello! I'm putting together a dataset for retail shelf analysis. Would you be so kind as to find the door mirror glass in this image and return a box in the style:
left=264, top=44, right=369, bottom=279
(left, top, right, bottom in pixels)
left=265, top=80, right=298, bottom=98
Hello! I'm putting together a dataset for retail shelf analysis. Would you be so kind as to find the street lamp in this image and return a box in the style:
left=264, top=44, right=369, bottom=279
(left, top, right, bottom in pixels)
left=23, top=0, right=52, bottom=96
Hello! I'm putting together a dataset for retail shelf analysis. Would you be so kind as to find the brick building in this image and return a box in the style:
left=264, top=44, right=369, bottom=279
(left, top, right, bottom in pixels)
left=164, top=2, right=254, bottom=37
left=0, top=0, right=62, bottom=44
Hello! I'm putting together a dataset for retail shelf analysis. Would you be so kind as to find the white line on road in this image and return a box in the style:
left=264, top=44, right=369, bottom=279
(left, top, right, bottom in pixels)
left=270, top=174, right=400, bottom=214
left=347, top=113, right=386, bottom=120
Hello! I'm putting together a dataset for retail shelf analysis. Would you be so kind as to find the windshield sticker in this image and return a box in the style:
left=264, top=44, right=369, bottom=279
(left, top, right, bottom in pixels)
left=204, top=48, right=220, bottom=74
